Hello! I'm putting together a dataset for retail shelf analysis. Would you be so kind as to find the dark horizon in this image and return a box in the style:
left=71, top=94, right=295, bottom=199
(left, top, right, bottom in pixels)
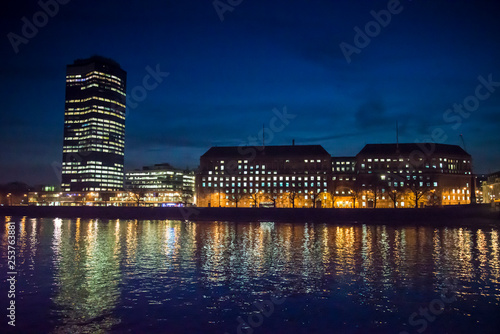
left=1, top=0, right=500, bottom=186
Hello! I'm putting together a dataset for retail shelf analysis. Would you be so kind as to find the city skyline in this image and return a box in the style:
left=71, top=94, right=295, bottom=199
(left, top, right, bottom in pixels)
left=1, top=0, right=500, bottom=186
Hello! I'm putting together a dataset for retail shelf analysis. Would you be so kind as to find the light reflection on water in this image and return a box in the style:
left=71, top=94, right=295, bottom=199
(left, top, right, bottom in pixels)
left=1, top=218, right=500, bottom=333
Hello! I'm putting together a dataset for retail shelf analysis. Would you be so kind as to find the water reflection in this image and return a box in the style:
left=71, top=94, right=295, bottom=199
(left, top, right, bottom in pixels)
left=1, top=217, right=500, bottom=333
left=51, top=219, right=121, bottom=333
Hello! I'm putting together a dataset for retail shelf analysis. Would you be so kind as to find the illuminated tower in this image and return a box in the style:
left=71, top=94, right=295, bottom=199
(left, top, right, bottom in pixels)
left=61, top=56, right=127, bottom=192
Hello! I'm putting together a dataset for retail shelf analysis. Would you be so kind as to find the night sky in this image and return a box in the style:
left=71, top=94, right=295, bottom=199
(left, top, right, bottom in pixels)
left=1, top=0, right=500, bottom=186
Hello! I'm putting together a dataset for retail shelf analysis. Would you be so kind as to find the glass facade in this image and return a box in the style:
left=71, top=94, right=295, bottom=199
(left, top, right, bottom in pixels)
left=61, top=56, right=127, bottom=192
left=125, top=164, right=195, bottom=196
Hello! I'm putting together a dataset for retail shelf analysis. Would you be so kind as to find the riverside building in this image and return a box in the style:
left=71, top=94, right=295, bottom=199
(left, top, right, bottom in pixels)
left=196, top=145, right=332, bottom=208
left=61, top=56, right=127, bottom=192
left=196, top=143, right=473, bottom=208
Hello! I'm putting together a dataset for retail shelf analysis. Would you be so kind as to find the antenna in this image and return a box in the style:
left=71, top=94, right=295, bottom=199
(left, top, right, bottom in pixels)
left=459, top=134, right=467, bottom=151
left=396, top=121, right=399, bottom=148
left=262, top=123, right=265, bottom=147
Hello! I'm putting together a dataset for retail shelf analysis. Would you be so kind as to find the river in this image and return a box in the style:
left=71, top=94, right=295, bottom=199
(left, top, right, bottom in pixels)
left=1, top=217, right=499, bottom=333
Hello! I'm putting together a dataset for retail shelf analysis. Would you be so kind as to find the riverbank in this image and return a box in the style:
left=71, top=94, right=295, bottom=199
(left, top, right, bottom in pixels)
left=1, top=205, right=498, bottom=226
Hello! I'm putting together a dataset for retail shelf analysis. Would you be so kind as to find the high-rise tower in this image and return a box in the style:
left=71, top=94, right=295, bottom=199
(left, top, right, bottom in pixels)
left=61, top=56, right=127, bottom=192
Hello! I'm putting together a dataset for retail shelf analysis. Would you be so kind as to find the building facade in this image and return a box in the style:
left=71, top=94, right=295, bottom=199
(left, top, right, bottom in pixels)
left=482, top=171, right=500, bottom=204
left=330, top=157, right=357, bottom=208
left=125, top=163, right=196, bottom=205
left=196, top=143, right=473, bottom=208
left=354, top=143, right=473, bottom=208
left=196, top=145, right=331, bottom=207
left=61, top=56, right=127, bottom=192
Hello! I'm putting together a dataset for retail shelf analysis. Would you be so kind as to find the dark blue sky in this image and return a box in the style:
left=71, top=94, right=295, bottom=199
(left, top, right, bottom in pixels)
left=1, top=0, right=499, bottom=185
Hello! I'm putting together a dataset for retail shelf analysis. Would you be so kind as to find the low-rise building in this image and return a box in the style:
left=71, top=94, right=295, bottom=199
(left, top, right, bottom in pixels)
left=196, top=143, right=474, bottom=208
left=125, top=163, right=196, bottom=205
left=196, top=145, right=331, bottom=207
left=482, top=171, right=500, bottom=204
left=354, top=143, right=473, bottom=208
left=27, top=164, right=196, bottom=207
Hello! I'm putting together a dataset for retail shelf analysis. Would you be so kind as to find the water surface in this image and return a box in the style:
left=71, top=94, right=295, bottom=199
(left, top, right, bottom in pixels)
left=1, top=217, right=499, bottom=333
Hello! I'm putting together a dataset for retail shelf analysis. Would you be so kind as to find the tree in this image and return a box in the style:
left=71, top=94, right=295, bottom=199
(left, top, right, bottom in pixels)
left=366, top=174, right=385, bottom=208
left=387, top=189, right=400, bottom=208
left=349, top=178, right=363, bottom=208
left=227, top=191, right=245, bottom=208
left=264, top=192, right=281, bottom=208
left=129, top=189, right=145, bottom=206
left=248, top=191, right=265, bottom=208
left=386, top=173, right=410, bottom=208
left=408, top=180, right=431, bottom=208
left=328, top=178, right=339, bottom=208
left=100, top=192, right=113, bottom=206
left=427, top=189, right=441, bottom=207
left=309, top=190, right=322, bottom=208
left=286, top=191, right=298, bottom=208
left=181, top=192, right=193, bottom=206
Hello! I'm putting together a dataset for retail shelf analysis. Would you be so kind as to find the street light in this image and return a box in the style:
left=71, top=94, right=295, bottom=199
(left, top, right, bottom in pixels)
left=7, top=193, right=12, bottom=206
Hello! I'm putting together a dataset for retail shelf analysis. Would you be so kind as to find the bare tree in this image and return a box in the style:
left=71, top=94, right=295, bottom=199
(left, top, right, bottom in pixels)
left=408, top=180, right=431, bottom=208
left=327, top=177, right=340, bottom=208
left=349, top=178, right=363, bottom=208
left=427, top=189, right=441, bottom=207
left=181, top=192, right=193, bottom=206
left=387, top=189, right=399, bottom=208
left=227, top=191, right=245, bottom=208
left=248, top=191, right=265, bottom=208
left=286, top=191, right=298, bottom=208
left=366, top=174, right=385, bottom=208
left=100, top=192, right=112, bottom=206
left=265, top=192, right=281, bottom=208
left=129, top=189, right=145, bottom=207
left=308, top=190, right=323, bottom=208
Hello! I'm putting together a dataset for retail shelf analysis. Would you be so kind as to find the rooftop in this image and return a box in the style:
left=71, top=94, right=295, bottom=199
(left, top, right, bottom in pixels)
left=71, top=55, right=122, bottom=69
left=357, top=143, right=470, bottom=157
left=201, top=145, right=330, bottom=159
